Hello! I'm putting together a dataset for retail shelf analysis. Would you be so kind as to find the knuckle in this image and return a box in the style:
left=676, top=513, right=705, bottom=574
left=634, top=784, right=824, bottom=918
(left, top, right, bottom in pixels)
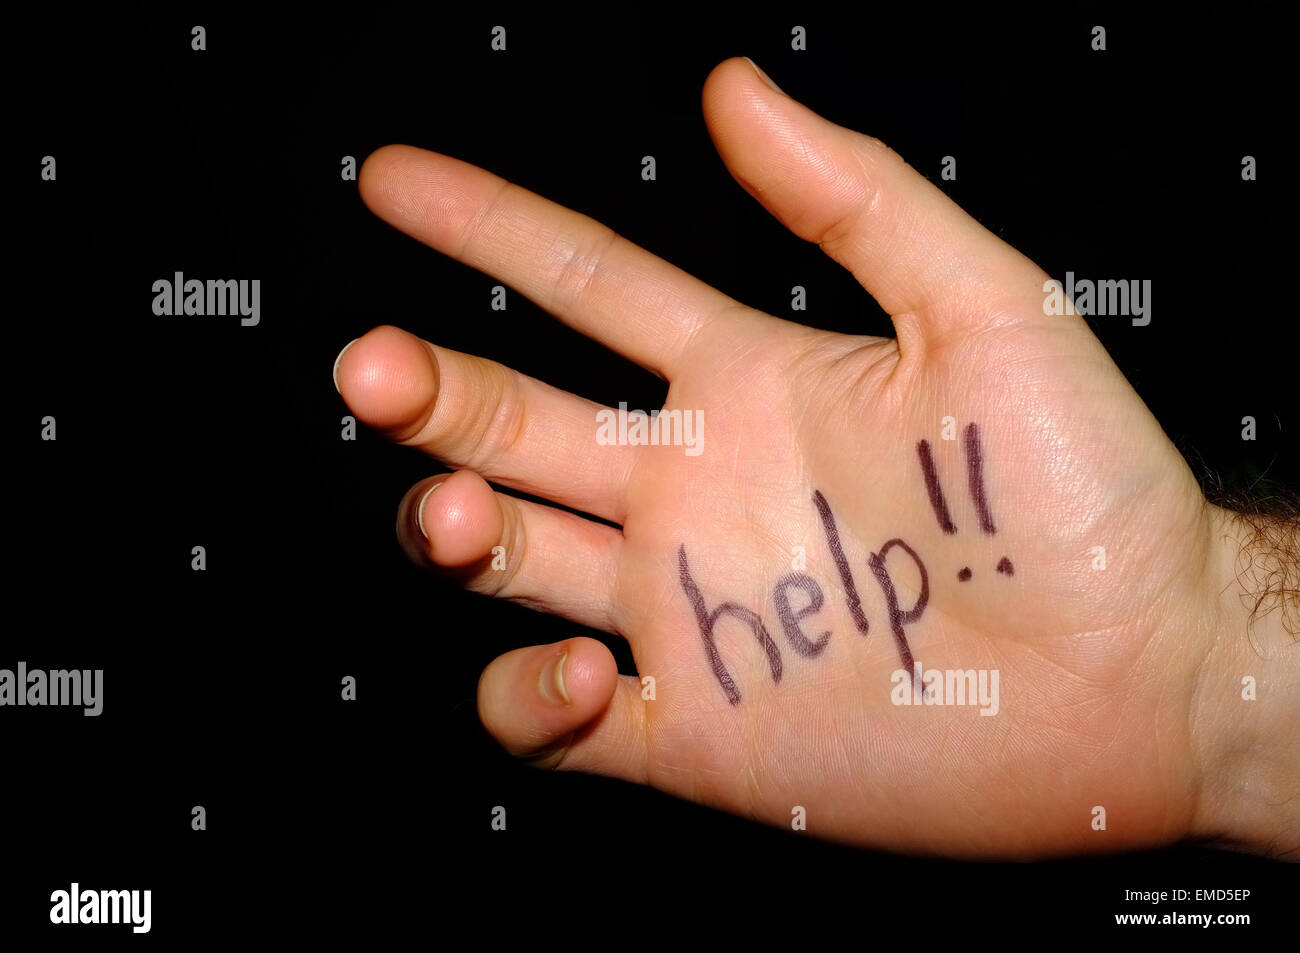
left=463, top=495, right=527, bottom=600
left=457, top=179, right=514, bottom=260
left=456, top=362, right=530, bottom=472
left=523, top=732, right=576, bottom=770
left=819, top=135, right=904, bottom=252
left=856, top=130, right=900, bottom=162
left=548, top=225, right=618, bottom=313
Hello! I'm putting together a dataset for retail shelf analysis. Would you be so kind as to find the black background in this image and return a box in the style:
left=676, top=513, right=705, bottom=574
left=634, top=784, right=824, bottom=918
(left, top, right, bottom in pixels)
left=8, top=7, right=1295, bottom=944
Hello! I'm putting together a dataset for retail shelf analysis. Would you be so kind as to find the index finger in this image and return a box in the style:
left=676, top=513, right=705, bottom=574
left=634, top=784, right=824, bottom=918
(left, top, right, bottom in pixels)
left=358, top=144, right=744, bottom=379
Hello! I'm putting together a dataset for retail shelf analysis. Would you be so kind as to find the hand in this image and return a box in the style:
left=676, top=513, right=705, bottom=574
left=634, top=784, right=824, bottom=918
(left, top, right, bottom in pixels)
left=335, top=57, right=1298, bottom=858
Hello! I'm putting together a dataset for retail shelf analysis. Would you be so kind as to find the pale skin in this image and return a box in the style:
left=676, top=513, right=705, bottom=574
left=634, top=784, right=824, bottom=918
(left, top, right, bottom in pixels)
left=335, top=58, right=1299, bottom=859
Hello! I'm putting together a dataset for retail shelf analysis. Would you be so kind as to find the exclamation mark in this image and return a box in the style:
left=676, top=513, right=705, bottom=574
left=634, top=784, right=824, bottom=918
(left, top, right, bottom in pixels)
left=964, top=423, right=997, bottom=534
left=917, top=422, right=1015, bottom=579
left=917, top=439, right=956, bottom=534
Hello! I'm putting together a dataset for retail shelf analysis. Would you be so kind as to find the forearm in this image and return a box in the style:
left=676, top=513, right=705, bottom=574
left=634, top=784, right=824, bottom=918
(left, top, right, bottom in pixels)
left=1189, top=503, right=1300, bottom=857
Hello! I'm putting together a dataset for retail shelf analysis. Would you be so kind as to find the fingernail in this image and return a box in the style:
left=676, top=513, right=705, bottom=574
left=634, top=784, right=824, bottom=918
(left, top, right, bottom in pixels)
left=539, top=651, right=571, bottom=706
left=415, top=482, right=443, bottom=540
left=333, top=338, right=361, bottom=394
left=743, top=56, right=784, bottom=95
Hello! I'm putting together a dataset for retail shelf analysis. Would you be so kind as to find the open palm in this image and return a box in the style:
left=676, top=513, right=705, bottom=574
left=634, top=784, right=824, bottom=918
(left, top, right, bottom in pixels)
left=337, top=58, right=1224, bottom=857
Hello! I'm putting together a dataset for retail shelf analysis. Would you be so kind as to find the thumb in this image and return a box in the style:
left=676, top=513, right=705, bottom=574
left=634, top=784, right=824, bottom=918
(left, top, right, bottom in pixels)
left=701, top=56, right=1048, bottom=345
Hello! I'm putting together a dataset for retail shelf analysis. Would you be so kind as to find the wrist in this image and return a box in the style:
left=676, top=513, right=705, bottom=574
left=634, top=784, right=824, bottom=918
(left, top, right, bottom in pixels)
left=1186, top=503, right=1300, bottom=856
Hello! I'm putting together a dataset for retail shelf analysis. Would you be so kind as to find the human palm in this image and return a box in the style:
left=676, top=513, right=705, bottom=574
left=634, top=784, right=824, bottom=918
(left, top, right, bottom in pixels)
left=337, top=58, right=1223, bottom=857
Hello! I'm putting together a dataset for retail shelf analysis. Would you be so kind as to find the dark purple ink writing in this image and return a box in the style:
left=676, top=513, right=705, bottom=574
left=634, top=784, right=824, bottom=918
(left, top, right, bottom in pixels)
left=964, top=423, right=997, bottom=534
left=868, top=538, right=927, bottom=676
left=678, top=544, right=783, bottom=706
left=812, top=490, right=870, bottom=634
left=917, top=439, right=957, bottom=534
left=678, top=414, right=1024, bottom=703
left=918, top=421, right=1015, bottom=578
left=680, top=491, right=936, bottom=703
left=773, top=572, right=832, bottom=657
left=677, top=416, right=1027, bottom=710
